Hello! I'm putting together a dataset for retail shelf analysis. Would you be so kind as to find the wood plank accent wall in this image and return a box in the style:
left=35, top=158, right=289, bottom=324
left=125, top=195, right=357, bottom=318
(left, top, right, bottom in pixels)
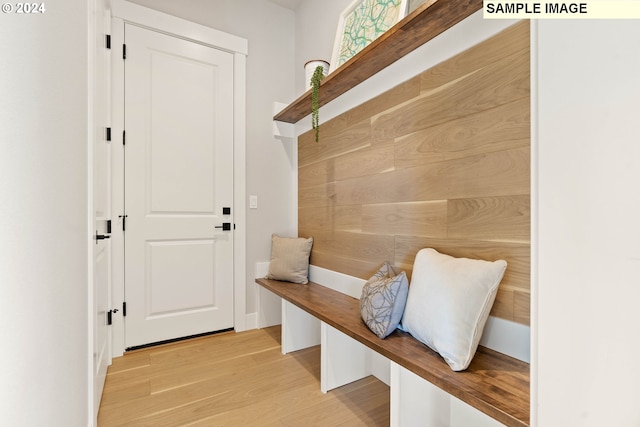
left=298, top=22, right=530, bottom=325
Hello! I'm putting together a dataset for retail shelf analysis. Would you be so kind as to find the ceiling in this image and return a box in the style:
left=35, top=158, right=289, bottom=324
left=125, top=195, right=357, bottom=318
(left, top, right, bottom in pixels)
left=268, top=0, right=302, bottom=11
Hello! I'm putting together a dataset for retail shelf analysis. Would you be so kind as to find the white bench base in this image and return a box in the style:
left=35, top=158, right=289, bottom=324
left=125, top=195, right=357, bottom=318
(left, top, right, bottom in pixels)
left=257, top=264, right=530, bottom=427
left=280, top=299, right=508, bottom=427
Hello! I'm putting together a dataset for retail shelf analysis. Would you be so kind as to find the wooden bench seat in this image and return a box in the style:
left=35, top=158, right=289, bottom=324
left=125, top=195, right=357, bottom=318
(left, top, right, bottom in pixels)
left=256, top=277, right=530, bottom=427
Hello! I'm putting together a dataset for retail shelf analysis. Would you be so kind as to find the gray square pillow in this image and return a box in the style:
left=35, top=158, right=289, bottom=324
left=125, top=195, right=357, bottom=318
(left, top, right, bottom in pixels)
left=360, top=262, right=409, bottom=339
left=266, top=234, right=313, bottom=284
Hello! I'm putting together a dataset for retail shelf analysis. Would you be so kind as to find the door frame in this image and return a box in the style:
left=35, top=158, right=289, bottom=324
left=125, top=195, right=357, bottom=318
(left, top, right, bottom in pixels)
left=110, top=0, right=248, bottom=357
left=88, top=0, right=113, bottom=422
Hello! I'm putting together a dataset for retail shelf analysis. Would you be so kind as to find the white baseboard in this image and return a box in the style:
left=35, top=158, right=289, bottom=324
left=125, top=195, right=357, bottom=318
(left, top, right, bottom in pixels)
left=309, top=265, right=366, bottom=298
left=244, top=312, right=258, bottom=331
left=255, top=261, right=270, bottom=278
left=479, top=316, right=530, bottom=363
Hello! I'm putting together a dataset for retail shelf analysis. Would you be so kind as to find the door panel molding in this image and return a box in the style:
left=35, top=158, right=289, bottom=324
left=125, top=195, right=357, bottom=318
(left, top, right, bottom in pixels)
left=110, top=1, right=247, bottom=356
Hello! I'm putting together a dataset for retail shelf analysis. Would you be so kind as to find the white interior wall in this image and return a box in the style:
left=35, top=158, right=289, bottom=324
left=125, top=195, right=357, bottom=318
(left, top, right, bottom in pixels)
left=0, top=1, right=90, bottom=425
left=127, top=0, right=297, bottom=316
left=534, top=20, right=640, bottom=426
left=2, top=2, right=635, bottom=424
left=293, top=0, right=351, bottom=94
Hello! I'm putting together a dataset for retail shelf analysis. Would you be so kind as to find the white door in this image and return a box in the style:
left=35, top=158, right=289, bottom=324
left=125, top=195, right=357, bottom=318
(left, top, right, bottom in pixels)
left=124, top=24, right=234, bottom=348
left=92, top=0, right=111, bottom=414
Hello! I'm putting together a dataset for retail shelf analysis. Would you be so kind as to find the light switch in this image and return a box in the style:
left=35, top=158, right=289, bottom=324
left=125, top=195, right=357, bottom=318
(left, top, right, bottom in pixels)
left=249, top=195, right=258, bottom=209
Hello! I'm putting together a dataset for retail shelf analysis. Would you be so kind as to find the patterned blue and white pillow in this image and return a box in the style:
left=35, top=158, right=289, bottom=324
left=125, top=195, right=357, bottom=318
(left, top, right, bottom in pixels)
left=360, top=262, right=409, bottom=339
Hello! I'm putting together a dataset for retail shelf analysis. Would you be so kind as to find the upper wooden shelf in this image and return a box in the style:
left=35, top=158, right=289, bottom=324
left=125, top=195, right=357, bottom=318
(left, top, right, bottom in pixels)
left=274, top=0, right=482, bottom=124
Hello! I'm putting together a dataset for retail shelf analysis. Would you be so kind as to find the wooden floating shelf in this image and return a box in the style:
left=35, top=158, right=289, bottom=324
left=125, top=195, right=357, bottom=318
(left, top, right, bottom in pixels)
left=273, top=0, right=483, bottom=124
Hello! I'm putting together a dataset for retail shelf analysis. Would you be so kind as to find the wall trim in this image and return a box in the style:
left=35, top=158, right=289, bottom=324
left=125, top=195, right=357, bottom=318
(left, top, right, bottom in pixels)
left=529, top=18, right=540, bottom=427
left=111, top=0, right=247, bottom=54
left=87, top=0, right=96, bottom=423
left=244, top=313, right=258, bottom=331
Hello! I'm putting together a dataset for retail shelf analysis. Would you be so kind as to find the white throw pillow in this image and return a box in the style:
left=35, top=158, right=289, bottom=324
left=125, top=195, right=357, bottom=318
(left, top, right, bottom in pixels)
left=401, top=248, right=507, bottom=371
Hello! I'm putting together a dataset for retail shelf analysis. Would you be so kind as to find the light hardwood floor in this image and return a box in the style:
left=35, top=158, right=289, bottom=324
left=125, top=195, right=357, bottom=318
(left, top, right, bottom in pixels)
left=98, top=326, right=390, bottom=426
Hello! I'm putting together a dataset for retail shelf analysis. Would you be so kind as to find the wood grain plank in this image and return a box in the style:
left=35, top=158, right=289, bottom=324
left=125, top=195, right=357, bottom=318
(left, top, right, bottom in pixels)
left=298, top=182, right=335, bottom=209
left=281, top=377, right=390, bottom=427
left=99, top=328, right=390, bottom=427
left=100, top=375, right=150, bottom=407
left=371, top=47, right=529, bottom=142
left=299, top=205, right=363, bottom=233
left=299, top=159, right=336, bottom=189
left=447, top=195, right=531, bottom=242
left=362, top=200, right=448, bottom=237
left=514, top=291, right=531, bottom=324
left=147, top=328, right=278, bottom=367
left=150, top=350, right=269, bottom=394
left=491, top=288, right=515, bottom=321
left=299, top=143, right=396, bottom=190
left=419, top=21, right=529, bottom=93
left=334, top=143, right=396, bottom=182
left=298, top=19, right=530, bottom=325
left=394, top=236, right=530, bottom=295
left=312, top=231, right=395, bottom=262
left=335, top=146, right=530, bottom=206
left=112, top=353, right=321, bottom=427
left=395, top=98, right=530, bottom=169
left=310, top=251, right=383, bottom=280
left=299, top=119, right=371, bottom=167
left=342, top=76, right=422, bottom=127
left=105, top=351, right=150, bottom=374
left=183, top=382, right=323, bottom=427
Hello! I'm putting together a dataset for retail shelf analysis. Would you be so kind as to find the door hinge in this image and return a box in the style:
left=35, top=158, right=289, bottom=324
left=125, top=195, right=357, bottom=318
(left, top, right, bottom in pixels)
left=106, top=34, right=111, bottom=49
left=106, top=127, right=111, bottom=141
left=123, top=301, right=127, bottom=317
left=123, top=43, right=127, bottom=60
left=119, top=214, right=128, bottom=231
left=123, top=130, right=126, bottom=146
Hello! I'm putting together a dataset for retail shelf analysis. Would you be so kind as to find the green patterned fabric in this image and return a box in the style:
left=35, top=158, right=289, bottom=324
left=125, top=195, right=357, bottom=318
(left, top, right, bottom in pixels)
left=336, top=0, right=404, bottom=68
left=360, top=262, right=409, bottom=339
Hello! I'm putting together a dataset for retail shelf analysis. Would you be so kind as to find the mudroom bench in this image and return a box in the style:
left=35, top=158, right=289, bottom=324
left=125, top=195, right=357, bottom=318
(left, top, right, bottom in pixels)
left=256, top=277, right=530, bottom=427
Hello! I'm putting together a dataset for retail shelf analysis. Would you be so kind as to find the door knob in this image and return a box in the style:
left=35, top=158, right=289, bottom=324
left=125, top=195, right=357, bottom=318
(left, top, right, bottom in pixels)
left=215, top=222, right=231, bottom=231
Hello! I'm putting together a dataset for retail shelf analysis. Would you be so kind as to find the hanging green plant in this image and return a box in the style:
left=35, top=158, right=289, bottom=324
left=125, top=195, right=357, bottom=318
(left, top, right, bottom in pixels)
left=311, top=65, right=325, bottom=143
